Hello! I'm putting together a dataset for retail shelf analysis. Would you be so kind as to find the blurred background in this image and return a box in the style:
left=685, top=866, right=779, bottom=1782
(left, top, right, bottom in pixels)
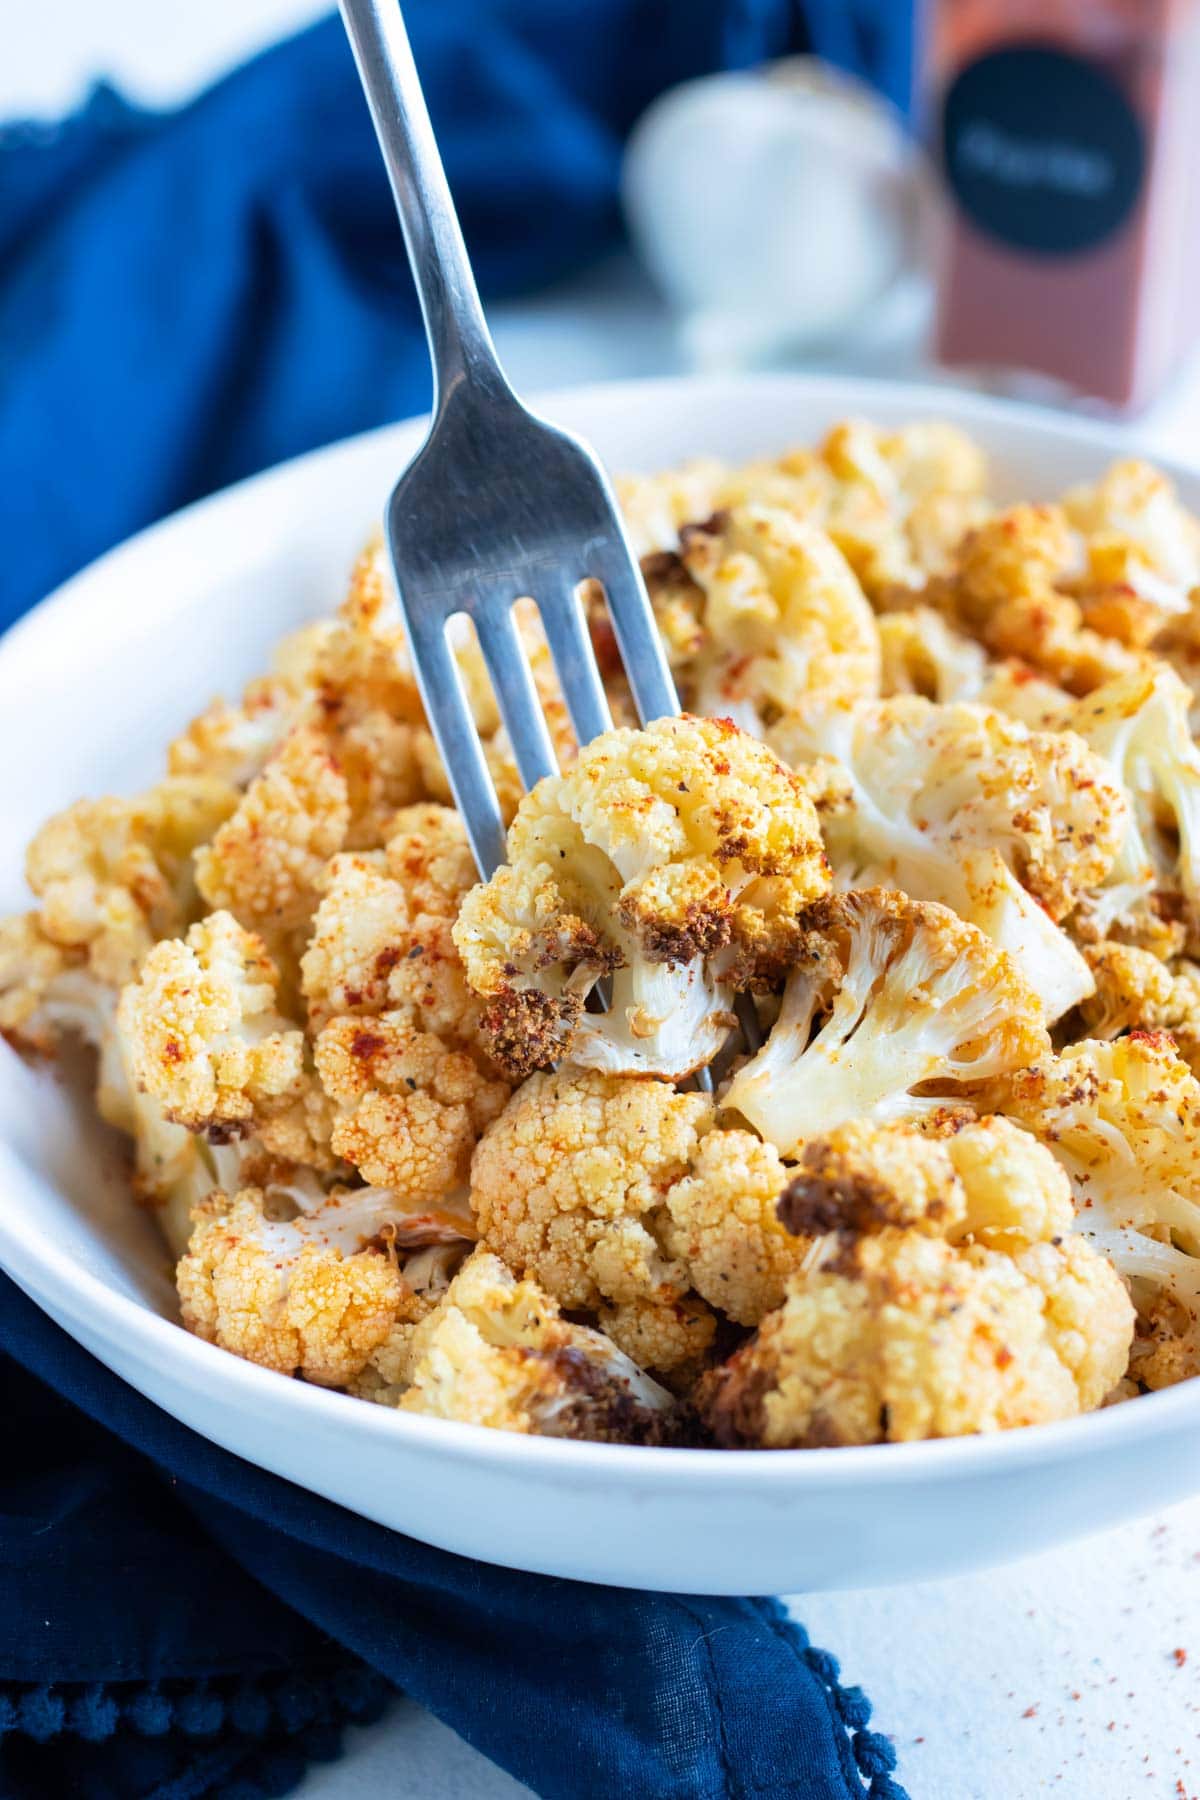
left=5, top=0, right=1200, bottom=629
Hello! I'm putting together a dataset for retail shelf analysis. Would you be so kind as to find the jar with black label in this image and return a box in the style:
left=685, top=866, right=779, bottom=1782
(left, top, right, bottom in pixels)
left=926, top=0, right=1200, bottom=410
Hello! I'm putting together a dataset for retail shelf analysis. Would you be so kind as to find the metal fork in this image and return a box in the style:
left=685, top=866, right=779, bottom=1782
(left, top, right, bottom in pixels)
left=339, top=0, right=755, bottom=1074
left=339, top=0, right=677, bottom=879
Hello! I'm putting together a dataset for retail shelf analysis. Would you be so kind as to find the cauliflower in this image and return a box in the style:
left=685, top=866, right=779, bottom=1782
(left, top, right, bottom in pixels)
left=975, top=661, right=1074, bottom=730
left=1063, top=666, right=1200, bottom=952
left=1077, top=942, right=1200, bottom=1073
left=997, top=1034, right=1200, bottom=1389
left=877, top=607, right=989, bottom=704
left=314, top=1010, right=508, bottom=1202
left=20, top=778, right=239, bottom=990
left=117, top=911, right=304, bottom=1138
left=1061, top=459, right=1200, bottom=645
left=453, top=715, right=830, bottom=1080
left=941, top=504, right=1148, bottom=695
left=177, top=1185, right=429, bottom=1385
left=815, top=418, right=990, bottom=600
left=167, top=623, right=331, bottom=786
left=370, top=1249, right=678, bottom=1441
left=723, top=890, right=1049, bottom=1157
left=773, top=695, right=1126, bottom=1019
left=615, top=459, right=729, bottom=557
left=170, top=545, right=428, bottom=848
left=717, top=421, right=989, bottom=602
left=300, top=805, right=484, bottom=1047
left=469, top=1067, right=716, bottom=1372
left=195, top=726, right=350, bottom=956
left=698, top=1116, right=1133, bottom=1446
left=676, top=507, right=881, bottom=733
left=659, top=1127, right=807, bottom=1325
left=0, top=913, right=113, bottom=1055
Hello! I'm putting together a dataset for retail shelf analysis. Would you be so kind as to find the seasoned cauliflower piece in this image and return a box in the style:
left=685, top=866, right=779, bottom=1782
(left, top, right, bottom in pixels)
left=615, top=459, right=729, bottom=558
left=117, top=911, right=304, bottom=1137
left=166, top=623, right=330, bottom=786
left=195, top=726, right=350, bottom=953
left=877, top=607, right=988, bottom=704
left=469, top=1068, right=715, bottom=1372
left=1061, top=459, right=1200, bottom=644
left=454, top=715, right=830, bottom=1080
left=301, top=806, right=484, bottom=1047
left=677, top=507, right=881, bottom=732
left=375, top=1249, right=678, bottom=1441
left=700, top=1230, right=1130, bottom=1447
left=178, top=1185, right=420, bottom=1385
left=660, top=1128, right=806, bottom=1325
left=314, top=1010, right=507, bottom=1201
left=724, top=890, right=1049, bottom=1157
left=195, top=723, right=349, bottom=964
left=0, top=913, right=112, bottom=1054
left=22, top=779, right=239, bottom=989
left=773, top=695, right=1126, bottom=1019
left=698, top=1117, right=1132, bottom=1446
left=942, top=504, right=1147, bottom=695
left=1077, top=942, right=1200, bottom=1073
left=975, top=661, right=1074, bottom=730
left=1064, top=667, right=1200, bottom=951
left=997, top=1034, right=1200, bottom=1388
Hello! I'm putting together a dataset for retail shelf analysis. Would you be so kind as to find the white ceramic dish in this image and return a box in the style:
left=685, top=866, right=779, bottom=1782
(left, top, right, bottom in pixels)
left=3, top=373, right=1199, bottom=1597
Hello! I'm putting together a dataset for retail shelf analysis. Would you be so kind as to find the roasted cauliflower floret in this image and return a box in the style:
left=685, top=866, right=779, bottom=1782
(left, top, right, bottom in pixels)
left=615, top=459, right=729, bottom=558
left=699, top=1230, right=1130, bottom=1447
left=195, top=726, right=350, bottom=955
left=177, top=1185, right=420, bottom=1385
left=774, top=694, right=1127, bottom=1020
left=1064, top=666, right=1200, bottom=952
left=698, top=1117, right=1132, bottom=1446
left=21, top=779, right=239, bottom=990
left=300, top=805, right=484, bottom=1047
left=877, top=607, right=988, bottom=704
left=469, top=1068, right=715, bottom=1372
left=1077, top=942, right=1200, bottom=1073
left=723, top=890, right=1049, bottom=1157
left=373, top=1249, right=678, bottom=1441
left=117, top=911, right=304, bottom=1137
left=716, top=420, right=989, bottom=601
left=997, top=1034, right=1200, bottom=1389
left=166, top=622, right=330, bottom=786
left=454, top=715, right=830, bottom=1080
left=1061, top=459, right=1200, bottom=645
left=314, top=1010, right=507, bottom=1202
left=659, top=1128, right=806, bottom=1326
left=0, top=913, right=112, bottom=1054
left=942, top=504, right=1147, bottom=695
left=677, top=507, right=881, bottom=732
left=194, top=723, right=349, bottom=939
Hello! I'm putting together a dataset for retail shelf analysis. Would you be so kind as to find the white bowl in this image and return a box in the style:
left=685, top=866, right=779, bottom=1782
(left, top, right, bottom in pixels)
left=3, top=373, right=1199, bottom=1597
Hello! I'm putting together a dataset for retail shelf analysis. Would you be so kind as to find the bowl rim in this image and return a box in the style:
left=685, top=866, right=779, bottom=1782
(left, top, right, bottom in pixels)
left=4, top=367, right=1199, bottom=1490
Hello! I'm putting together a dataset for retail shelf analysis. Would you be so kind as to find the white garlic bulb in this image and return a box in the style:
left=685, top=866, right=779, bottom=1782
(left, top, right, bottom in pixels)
left=622, top=58, right=923, bottom=368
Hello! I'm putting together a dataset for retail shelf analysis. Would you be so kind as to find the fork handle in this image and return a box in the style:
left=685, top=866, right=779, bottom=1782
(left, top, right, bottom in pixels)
left=338, top=0, right=510, bottom=413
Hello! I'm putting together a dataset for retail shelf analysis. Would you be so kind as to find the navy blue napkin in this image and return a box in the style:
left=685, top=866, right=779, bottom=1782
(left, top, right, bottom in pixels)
left=1, top=3, right=915, bottom=1794
left=0, top=1277, right=907, bottom=1799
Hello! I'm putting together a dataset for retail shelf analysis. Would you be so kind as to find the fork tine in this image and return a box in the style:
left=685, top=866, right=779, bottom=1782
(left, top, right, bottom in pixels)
left=537, top=586, right=613, bottom=748
left=402, top=607, right=508, bottom=878
left=473, top=603, right=560, bottom=791
left=589, top=545, right=682, bottom=727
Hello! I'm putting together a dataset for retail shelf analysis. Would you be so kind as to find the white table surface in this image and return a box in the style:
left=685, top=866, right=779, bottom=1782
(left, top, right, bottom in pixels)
left=8, top=9, right=1200, bottom=1796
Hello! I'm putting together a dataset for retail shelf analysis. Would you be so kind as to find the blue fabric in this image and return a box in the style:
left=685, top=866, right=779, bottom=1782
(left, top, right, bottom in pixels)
left=0, top=5, right=916, bottom=1795
left=0, top=1277, right=908, bottom=1800
left=0, top=0, right=810, bottom=633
